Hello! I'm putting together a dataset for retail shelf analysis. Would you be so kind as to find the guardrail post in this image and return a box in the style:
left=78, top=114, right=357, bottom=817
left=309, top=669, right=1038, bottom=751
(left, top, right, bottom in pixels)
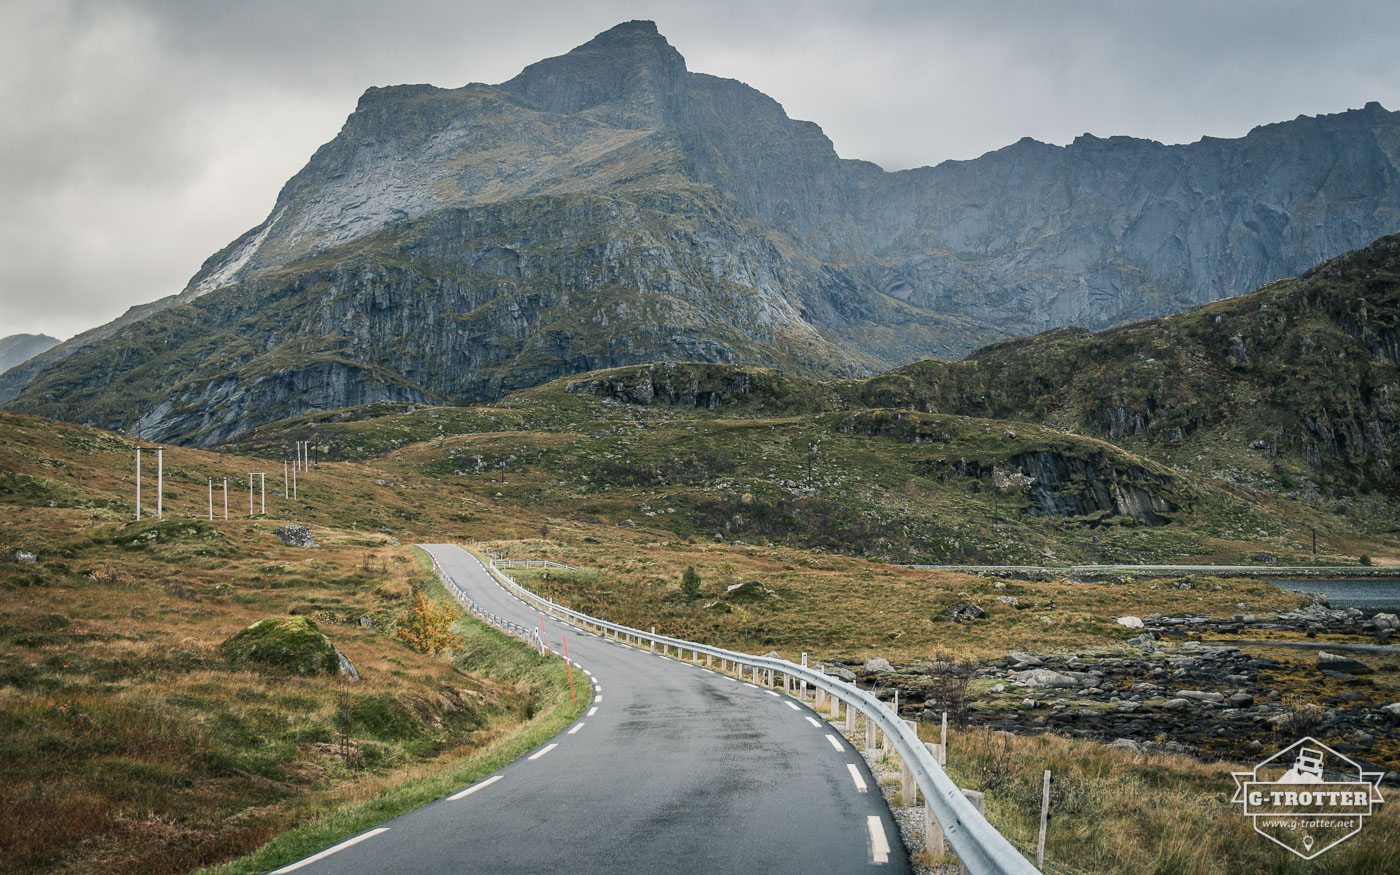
left=829, top=693, right=840, bottom=720
left=706, top=653, right=712, bottom=667
left=800, top=652, right=808, bottom=700
left=957, top=790, right=987, bottom=875
left=650, top=627, right=656, bottom=652
left=927, top=741, right=946, bottom=768
left=815, top=685, right=827, bottom=709
left=844, top=702, right=856, bottom=732
left=866, top=715, right=878, bottom=751
left=926, top=795, right=946, bottom=857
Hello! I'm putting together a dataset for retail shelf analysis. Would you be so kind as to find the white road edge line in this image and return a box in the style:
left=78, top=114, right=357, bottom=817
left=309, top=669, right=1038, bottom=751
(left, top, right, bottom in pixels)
left=448, top=774, right=503, bottom=801
left=528, top=743, right=558, bottom=761
left=588, top=706, right=598, bottom=717
left=825, top=734, right=843, bottom=752
left=804, top=716, right=822, bottom=728
left=568, top=722, right=585, bottom=735
left=847, top=764, right=868, bottom=793
left=270, top=827, right=391, bottom=873
left=867, top=815, right=890, bottom=864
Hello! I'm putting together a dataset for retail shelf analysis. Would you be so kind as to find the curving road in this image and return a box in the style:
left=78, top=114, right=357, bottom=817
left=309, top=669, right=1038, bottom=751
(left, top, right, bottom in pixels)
left=271, top=543, right=909, bottom=874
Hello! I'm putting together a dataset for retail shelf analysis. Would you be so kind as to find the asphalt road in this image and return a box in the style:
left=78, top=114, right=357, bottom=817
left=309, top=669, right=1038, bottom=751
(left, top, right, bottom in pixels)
left=271, top=543, right=908, bottom=874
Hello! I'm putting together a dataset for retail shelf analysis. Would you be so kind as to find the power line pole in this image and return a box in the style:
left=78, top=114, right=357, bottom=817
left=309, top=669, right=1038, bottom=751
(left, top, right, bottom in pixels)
left=208, top=478, right=213, bottom=520
left=156, top=449, right=163, bottom=520
left=135, top=449, right=141, bottom=520
left=222, top=478, right=228, bottom=520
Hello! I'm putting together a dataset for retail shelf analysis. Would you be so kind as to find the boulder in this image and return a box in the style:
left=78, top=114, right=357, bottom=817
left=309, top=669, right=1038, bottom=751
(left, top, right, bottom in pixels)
left=862, top=657, right=894, bottom=675
left=336, top=648, right=361, bottom=680
left=1174, top=690, right=1225, bottom=704
left=220, top=616, right=339, bottom=676
left=1373, top=613, right=1400, bottom=631
left=13, top=550, right=37, bottom=564
left=1126, top=633, right=1157, bottom=650
left=275, top=524, right=318, bottom=548
left=1108, top=738, right=1144, bottom=753
left=1318, top=651, right=1374, bottom=674
left=1160, top=698, right=1192, bottom=711
left=1380, top=703, right=1400, bottom=723
left=1011, top=668, right=1081, bottom=688
left=1006, top=651, right=1043, bottom=666
left=1116, top=616, right=1144, bottom=629
left=824, top=665, right=857, bottom=683
left=944, top=603, right=986, bottom=621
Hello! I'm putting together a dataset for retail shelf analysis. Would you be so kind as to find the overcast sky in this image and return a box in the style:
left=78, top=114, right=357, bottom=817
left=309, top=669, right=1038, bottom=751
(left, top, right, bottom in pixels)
left=2, top=0, right=1397, bottom=342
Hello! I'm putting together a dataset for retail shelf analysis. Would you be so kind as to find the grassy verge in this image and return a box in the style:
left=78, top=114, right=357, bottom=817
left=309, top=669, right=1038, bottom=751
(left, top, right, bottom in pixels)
left=200, top=617, right=583, bottom=874
left=929, top=725, right=1400, bottom=874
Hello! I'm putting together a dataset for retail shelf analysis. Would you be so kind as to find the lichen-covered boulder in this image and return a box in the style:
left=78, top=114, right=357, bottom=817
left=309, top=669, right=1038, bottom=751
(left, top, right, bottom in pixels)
left=220, top=616, right=339, bottom=676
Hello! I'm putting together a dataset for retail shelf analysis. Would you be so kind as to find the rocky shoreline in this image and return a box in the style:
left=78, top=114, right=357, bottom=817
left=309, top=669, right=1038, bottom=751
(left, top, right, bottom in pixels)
left=828, top=609, right=1400, bottom=785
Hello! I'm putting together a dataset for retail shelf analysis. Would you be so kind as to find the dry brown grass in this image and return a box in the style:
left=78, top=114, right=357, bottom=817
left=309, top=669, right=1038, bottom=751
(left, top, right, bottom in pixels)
left=928, top=724, right=1400, bottom=874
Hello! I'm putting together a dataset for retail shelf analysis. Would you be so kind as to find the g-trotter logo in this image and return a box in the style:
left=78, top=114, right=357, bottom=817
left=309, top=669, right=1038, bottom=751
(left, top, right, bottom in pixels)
left=1231, top=737, right=1385, bottom=859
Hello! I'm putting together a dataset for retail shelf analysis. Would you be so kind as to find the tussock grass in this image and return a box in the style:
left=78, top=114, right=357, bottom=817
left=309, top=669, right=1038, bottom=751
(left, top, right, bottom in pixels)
left=935, top=725, right=1400, bottom=874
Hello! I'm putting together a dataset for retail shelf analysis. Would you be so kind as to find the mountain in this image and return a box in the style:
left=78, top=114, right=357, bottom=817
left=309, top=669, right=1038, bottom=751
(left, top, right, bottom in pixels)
left=4, top=20, right=1399, bottom=443
left=0, top=333, right=58, bottom=373
left=551, top=233, right=1400, bottom=497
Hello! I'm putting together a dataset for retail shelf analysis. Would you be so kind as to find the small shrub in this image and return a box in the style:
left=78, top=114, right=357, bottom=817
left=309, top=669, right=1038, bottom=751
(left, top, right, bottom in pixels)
left=680, top=566, right=702, bottom=600
left=396, top=590, right=460, bottom=655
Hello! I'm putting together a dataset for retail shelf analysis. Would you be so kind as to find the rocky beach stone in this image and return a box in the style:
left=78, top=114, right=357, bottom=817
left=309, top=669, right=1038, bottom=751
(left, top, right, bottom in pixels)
left=1116, top=616, right=1144, bottom=628
left=1318, top=651, right=1373, bottom=674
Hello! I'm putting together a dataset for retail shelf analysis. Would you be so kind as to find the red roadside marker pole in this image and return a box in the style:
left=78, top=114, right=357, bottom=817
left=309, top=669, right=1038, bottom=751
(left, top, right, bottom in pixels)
left=562, top=632, right=575, bottom=702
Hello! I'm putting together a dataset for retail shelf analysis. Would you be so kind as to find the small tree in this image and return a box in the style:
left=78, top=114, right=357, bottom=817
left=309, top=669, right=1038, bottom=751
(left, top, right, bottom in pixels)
left=681, top=566, right=702, bottom=601
left=396, top=590, right=460, bottom=655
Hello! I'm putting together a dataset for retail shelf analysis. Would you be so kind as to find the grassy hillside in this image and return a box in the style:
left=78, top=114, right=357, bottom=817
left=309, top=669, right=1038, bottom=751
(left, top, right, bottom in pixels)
left=0, top=414, right=582, bottom=873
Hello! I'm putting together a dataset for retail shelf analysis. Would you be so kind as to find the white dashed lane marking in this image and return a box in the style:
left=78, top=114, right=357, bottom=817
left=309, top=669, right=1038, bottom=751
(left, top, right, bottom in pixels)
left=587, top=706, right=598, bottom=717
left=568, top=722, right=585, bottom=735
left=804, top=716, right=822, bottom=728
left=867, top=816, right=890, bottom=864
left=271, top=827, right=391, bottom=873
left=448, top=774, right=503, bottom=801
left=785, top=701, right=801, bottom=711
left=825, top=735, right=843, bottom=752
left=846, top=764, right=868, bottom=793
left=528, top=743, right=558, bottom=761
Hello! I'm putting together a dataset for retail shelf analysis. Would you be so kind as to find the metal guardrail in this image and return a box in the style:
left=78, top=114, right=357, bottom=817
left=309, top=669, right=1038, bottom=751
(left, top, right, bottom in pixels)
left=428, top=551, right=546, bottom=655
left=477, top=553, right=1041, bottom=875
left=493, top=559, right=583, bottom=571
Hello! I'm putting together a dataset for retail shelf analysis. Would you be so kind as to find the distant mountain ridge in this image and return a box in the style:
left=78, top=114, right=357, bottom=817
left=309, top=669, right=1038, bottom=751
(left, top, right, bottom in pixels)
left=4, top=20, right=1399, bottom=443
left=0, top=334, right=58, bottom=374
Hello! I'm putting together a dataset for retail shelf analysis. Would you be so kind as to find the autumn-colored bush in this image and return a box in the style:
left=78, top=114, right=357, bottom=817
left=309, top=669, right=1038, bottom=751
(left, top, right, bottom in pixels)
left=396, top=590, right=460, bottom=655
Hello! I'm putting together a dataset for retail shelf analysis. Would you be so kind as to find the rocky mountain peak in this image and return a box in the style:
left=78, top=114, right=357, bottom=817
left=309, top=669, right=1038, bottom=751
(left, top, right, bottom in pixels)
left=500, top=19, right=688, bottom=124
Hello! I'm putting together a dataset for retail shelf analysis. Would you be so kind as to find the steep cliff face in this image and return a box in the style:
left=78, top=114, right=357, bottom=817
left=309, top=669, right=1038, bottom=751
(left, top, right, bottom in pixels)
left=177, top=20, right=1400, bottom=330
left=8, top=188, right=898, bottom=444
left=6, top=20, right=1400, bottom=441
